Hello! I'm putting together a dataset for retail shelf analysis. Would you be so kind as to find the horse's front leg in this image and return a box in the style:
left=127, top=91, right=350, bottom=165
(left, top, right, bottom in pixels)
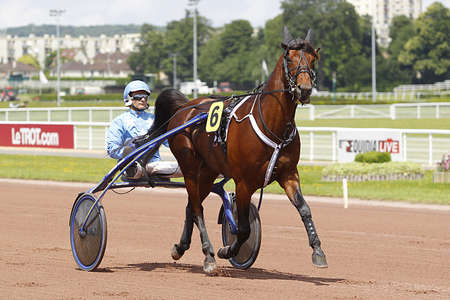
left=279, top=174, right=328, bottom=268
left=217, top=181, right=251, bottom=259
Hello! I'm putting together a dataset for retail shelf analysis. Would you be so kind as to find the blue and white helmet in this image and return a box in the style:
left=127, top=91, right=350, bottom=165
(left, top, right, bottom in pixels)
left=123, top=80, right=151, bottom=106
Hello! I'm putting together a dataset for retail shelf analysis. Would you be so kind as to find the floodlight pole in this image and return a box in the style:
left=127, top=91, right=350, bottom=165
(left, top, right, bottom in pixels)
left=371, top=17, right=376, bottom=103
left=189, top=0, right=200, bottom=98
left=50, top=9, right=65, bottom=107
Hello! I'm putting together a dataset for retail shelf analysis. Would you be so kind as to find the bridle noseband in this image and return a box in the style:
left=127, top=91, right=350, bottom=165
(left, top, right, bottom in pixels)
left=282, top=43, right=317, bottom=103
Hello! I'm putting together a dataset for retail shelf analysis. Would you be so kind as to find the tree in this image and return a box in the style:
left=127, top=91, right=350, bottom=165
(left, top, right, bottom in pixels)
left=388, top=15, right=415, bottom=59
left=17, top=54, right=40, bottom=69
left=127, top=24, right=167, bottom=79
left=399, top=2, right=450, bottom=83
left=161, top=11, right=212, bottom=84
left=199, top=20, right=261, bottom=89
left=262, top=14, right=284, bottom=70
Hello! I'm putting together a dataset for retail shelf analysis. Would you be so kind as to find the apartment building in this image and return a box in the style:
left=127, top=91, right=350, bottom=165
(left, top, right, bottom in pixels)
left=346, top=0, right=422, bottom=46
left=0, top=33, right=140, bottom=68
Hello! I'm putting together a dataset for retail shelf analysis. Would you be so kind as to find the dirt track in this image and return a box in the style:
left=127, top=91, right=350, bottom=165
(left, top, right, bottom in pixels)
left=1, top=180, right=449, bottom=299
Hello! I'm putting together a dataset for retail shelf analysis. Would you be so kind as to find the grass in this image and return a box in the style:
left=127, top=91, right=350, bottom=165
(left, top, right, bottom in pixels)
left=1, top=154, right=448, bottom=205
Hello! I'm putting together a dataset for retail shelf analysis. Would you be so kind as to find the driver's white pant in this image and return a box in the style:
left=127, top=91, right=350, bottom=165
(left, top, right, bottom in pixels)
left=145, top=161, right=183, bottom=178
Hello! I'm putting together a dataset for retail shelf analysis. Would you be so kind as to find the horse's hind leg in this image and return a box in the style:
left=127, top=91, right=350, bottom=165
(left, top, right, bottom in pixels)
left=279, top=175, right=328, bottom=268
left=171, top=155, right=218, bottom=273
left=171, top=175, right=215, bottom=261
left=217, top=181, right=252, bottom=259
left=171, top=203, right=194, bottom=260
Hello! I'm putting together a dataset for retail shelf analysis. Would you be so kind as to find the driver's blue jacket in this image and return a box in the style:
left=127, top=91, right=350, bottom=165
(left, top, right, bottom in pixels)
left=106, top=109, right=167, bottom=161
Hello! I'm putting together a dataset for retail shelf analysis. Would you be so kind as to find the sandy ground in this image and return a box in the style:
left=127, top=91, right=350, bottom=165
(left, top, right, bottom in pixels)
left=1, top=180, right=449, bottom=299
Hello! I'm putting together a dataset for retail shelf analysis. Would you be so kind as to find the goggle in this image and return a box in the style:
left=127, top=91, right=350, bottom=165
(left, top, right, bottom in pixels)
left=130, top=94, right=149, bottom=101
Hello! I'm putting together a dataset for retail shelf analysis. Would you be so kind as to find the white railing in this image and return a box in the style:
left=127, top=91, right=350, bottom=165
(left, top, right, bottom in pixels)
left=298, top=127, right=450, bottom=166
left=1, top=120, right=449, bottom=166
left=314, top=90, right=450, bottom=101
left=296, top=102, right=450, bottom=120
left=1, top=103, right=448, bottom=123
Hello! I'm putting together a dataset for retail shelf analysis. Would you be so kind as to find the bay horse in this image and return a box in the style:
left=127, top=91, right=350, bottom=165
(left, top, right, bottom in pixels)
left=148, top=26, right=327, bottom=273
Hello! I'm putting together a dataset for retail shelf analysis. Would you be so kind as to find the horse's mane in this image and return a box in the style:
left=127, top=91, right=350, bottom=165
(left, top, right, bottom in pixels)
left=148, top=88, right=189, bottom=139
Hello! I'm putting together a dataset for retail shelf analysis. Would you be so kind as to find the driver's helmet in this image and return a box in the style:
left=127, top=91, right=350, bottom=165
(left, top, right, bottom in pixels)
left=123, top=80, right=151, bottom=106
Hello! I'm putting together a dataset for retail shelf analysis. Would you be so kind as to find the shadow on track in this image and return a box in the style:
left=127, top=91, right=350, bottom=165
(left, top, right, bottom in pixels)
left=122, top=262, right=344, bottom=285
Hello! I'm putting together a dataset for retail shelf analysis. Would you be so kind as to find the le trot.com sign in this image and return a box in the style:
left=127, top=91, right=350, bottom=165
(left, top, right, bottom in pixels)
left=337, top=129, right=402, bottom=162
left=0, top=124, right=74, bottom=149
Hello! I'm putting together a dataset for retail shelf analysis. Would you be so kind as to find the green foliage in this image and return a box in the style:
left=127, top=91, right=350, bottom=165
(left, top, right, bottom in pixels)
left=199, top=20, right=262, bottom=89
left=322, top=162, right=423, bottom=177
left=17, top=54, right=40, bottom=69
left=398, top=3, right=450, bottom=83
left=355, top=151, right=391, bottom=163
left=10, top=1, right=448, bottom=92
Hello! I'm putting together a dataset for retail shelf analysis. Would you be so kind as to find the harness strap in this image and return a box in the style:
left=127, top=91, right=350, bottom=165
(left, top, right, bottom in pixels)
left=224, top=94, right=297, bottom=187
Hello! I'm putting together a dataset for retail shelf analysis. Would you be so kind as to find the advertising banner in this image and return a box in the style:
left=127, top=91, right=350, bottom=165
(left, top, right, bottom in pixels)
left=337, top=129, right=402, bottom=162
left=0, top=124, right=74, bottom=149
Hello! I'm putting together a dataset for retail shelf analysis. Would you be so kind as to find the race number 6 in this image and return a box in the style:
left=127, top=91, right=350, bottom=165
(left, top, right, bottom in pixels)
left=206, top=102, right=224, bottom=133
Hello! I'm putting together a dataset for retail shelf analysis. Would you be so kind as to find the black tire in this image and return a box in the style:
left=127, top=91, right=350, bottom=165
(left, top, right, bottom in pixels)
left=221, top=193, right=262, bottom=269
left=69, top=193, right=107, bottom=271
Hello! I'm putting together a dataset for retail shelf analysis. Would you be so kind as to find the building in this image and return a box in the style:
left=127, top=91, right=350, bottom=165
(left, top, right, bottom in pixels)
left=0, top=61, right=39, bottom=79
left=49, top=51, right=132, bottom=78
left=0, top=33, right=140, bottom=69
left=346, top=0, right=422, bottom=46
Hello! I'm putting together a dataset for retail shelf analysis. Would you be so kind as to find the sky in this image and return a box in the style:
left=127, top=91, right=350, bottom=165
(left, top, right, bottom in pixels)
left=0, top=0, right=448, bottom=30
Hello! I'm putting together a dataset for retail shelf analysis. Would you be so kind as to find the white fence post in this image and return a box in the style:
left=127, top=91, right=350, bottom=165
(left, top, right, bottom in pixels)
left=436, top=104, right=440, bottom=119
left=343, top=178, right=348, bottom=209
left=417, top=105, right=421, bottom=119
left=47, top=110, right=51, bottom=121
left=429, top=133, right=433, bottom=166
left=332, top=131, right=337, bottom=162
left=309, top=105, right=315, bottom=121
left=309, top=132, right=314, bottom=161
left=88, top=125, right=93, bottom=150
left=73, top=126, right=77, bottom=150
left=390, top=104, right=396, bottom=120
left=402, top=133, right=407, bottom=161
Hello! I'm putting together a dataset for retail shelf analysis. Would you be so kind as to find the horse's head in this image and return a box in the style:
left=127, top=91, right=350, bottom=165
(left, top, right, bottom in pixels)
left=280, top=26, right=320, bottom=105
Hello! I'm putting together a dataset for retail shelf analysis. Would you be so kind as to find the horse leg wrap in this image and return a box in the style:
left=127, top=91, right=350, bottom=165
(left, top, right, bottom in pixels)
left=302, top=216, right=321, bottom=249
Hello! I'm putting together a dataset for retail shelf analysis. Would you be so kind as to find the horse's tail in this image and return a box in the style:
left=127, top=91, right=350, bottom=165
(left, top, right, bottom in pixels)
left=148, top=88, right=189, bottom=139
left=136, top=89, right=189, bottom=164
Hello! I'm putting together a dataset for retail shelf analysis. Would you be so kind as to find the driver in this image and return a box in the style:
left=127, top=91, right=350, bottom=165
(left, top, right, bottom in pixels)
left=106, top=80, right=181, bottom=180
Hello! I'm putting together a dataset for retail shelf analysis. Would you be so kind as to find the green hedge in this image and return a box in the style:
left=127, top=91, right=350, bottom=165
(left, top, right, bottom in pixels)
left=322, top=162, right=424, bottom=177
left=355, top=151, right=391, bottom=163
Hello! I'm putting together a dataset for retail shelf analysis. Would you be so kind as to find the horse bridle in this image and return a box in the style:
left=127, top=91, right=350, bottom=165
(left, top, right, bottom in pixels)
left=282, top=46, right=317, bottom=103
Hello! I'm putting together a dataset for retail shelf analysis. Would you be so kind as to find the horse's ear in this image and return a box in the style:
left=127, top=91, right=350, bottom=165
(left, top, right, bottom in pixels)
left=283, top=26, right=293, bottom=44
left=305, top=28, right=313, bottom=43
left=315, top=48, right=321, bottom=60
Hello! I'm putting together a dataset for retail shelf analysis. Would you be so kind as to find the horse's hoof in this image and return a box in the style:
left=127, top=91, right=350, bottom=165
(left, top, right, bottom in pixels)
left=217, top=246, right=230, bottom=259
left=203, top=259, right=217, bottom=274
left=312, top=248, right=328, bottom=268
left=171, top=244, right=183, bottom=260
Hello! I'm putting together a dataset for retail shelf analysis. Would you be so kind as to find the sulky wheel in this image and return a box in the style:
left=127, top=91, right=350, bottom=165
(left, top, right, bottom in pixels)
left=69, top=192, right=107, bottom=271
left=221, top=193, right=262, bottom=269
